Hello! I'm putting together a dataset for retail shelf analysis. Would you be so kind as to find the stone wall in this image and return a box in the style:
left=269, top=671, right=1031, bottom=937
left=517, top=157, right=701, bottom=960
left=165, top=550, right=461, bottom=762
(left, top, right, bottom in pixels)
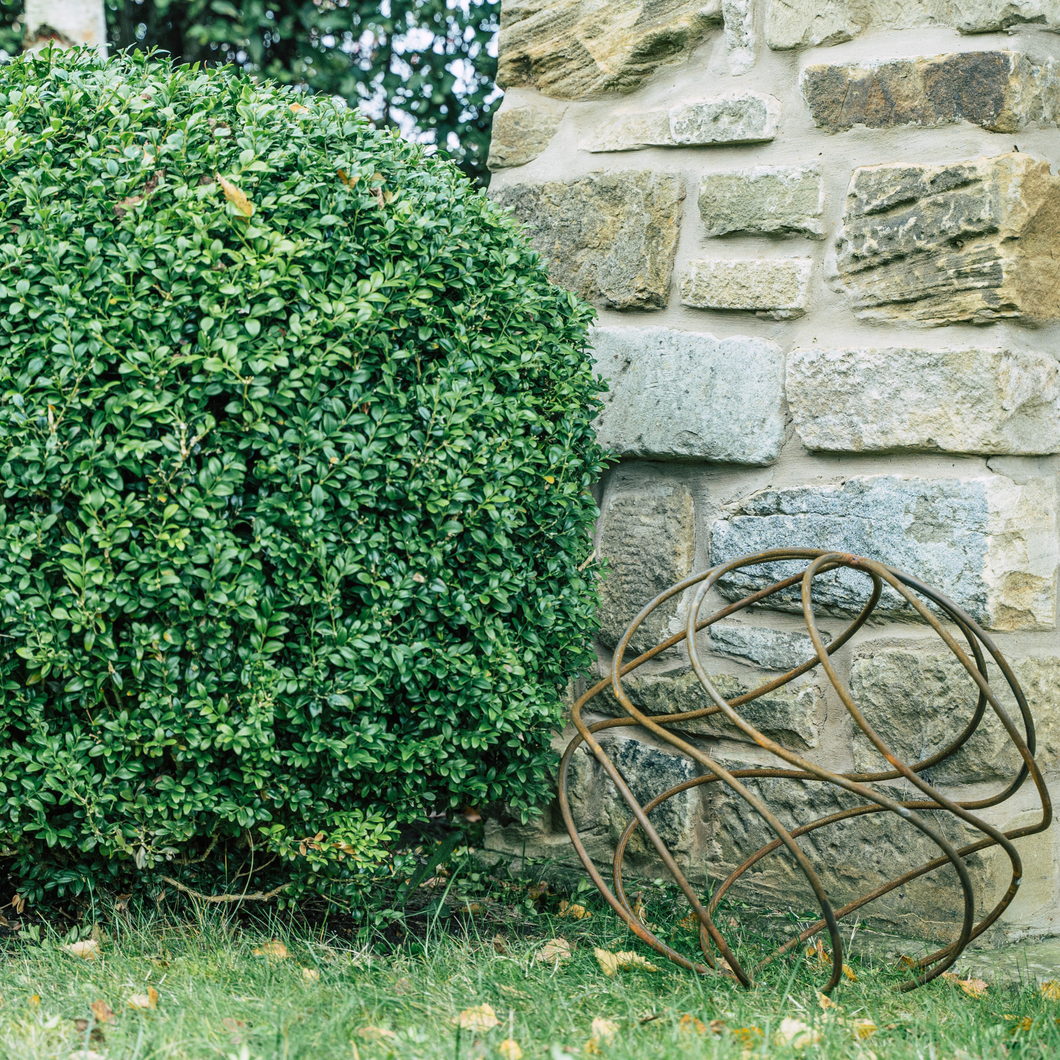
left=484, top=0, right=1060, bottom=945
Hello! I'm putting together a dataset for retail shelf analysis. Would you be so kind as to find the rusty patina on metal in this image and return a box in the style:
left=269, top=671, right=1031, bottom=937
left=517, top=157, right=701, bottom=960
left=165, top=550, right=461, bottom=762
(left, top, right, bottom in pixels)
left=558, top=550, right=1051, bottom=993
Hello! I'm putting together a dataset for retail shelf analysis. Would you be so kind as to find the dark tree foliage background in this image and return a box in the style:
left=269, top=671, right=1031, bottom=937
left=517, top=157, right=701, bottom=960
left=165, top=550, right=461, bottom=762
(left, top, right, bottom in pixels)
left=0, top=1, right=501, bottom=183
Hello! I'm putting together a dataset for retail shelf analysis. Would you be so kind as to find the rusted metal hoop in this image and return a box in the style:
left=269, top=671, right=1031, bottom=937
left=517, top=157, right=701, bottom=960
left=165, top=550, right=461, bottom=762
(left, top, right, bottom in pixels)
left=558, top=550, right=1051, bottom=993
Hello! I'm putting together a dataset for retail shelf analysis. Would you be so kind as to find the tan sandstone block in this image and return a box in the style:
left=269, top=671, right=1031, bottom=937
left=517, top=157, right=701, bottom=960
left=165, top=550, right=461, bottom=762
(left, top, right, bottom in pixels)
left=680, top=259, right=811, bottom=319
left=788, top=347, right=1060, bottom=455
left=490, top=171, right=684, bottom=309
left=836, top=153, right=1060, bottom=326
left=497, top=0, right=722, bottom=99
left=487, top=102, right=568, bottom=170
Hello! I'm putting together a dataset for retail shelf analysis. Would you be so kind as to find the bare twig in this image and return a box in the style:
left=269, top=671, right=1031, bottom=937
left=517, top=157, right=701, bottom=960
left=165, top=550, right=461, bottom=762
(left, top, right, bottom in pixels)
left=160, top=876, right=288, bottom=904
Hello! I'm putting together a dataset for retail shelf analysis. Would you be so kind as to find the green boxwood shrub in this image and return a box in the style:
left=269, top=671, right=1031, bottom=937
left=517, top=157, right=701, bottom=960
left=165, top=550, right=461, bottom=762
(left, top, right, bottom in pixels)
left=0, top=49, right=604, bottom=904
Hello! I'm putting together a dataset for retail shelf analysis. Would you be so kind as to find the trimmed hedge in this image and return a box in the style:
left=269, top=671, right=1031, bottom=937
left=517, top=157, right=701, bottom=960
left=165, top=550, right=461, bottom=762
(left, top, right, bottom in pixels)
left=0, top=49, right=604, bottom=903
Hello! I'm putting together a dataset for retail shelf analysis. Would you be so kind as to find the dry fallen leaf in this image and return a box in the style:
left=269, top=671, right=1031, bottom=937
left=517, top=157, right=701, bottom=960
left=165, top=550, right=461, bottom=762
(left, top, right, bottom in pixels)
left=709, top=1019, right=726, bottom=1036
left=493, top=934, right=508, bottom=956
left=1003, top=1014, right=1034, bottom=1034
left=591, top=1018, right=618, bottom=1044
left=852, top=1019, right=877, bottom=1040
left=677, top=912, right=698, bottom=932
left=593, top=948, right=659, bottom=977
left=776, top=1018, right=822, bottom=1048
left=357, top=1026, right=397, bottom=1040
left=65, top=940, right=99, bottom=960
left=90, top=999, right=115, bottom=1023
left=73, top=1018, right=106, bottom=1045
left=942, top=972, right=988, bottom=998
left=895, top=953, right=917, bottom=969
left=1042, top=980, right=1060, bottom=1001
left=27, top=995, right=40, bottom=1007
left=127, top=987, right=158, bottom=1010
left=806, top=938, right=829, bottom=969
left=731, top=1026, right=763, bottom=1048
left=558, top=900, right=591, bottom=920
left=216, top=174, right=253, bottom=218
left=459, top=902, right=485, bottom=916
left=818, top=991, right=839, bottom=1011
left=678, top=1013, right=707, bottom=1035
left=302, top=967, right=320, bottom=982
left=252, top=940, right=288, bottom=960
left=844, top=963, right=858, bottom=982
left=539, top=938, right=572, bottom=963
left=455, top=1004, right=500, bottom=1031
left=499, top=1040, right=523, bottom=1060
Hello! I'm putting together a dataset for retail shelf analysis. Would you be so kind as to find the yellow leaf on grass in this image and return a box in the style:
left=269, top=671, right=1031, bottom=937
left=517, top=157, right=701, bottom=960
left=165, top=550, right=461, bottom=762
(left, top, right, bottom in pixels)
left=27, top=995, right=40, bottom=1007
left=357, top=1026, right=397, bottom=1040
left=455, top=1004, right=499, bottom=1031
left=852, top=1019, right=877, bottom=1040
left=499, top=1040, right=523, bottom=1060
left=731, top=1026, right=763, bottom=1048
left=776, top=1018, right=821, bottom=1048
left=818, top=991, right=839, bottom=1011
left=941, top=972, right=988, bottom=998
left=302, top=968, right=320, bottom=982
left=216, top=174, right=253, bottom=218
left=677, top=912, right=698, bottom=932
left=558, top=900, right=590, bottom=920
left=593, top=949, right=659, bottom=977
left=591, top=1018, right=618, bottom=1043
left=89, top=999, right=115, bottom=1023
left=678, top=1013, right=707, bottom=1035
left=253, top=940, right=288, bottom=959
left=583, top=1040, right=601, bottom=1056
left=806, top=938, right=829, bottom=969
left=844, top=964, right=858, bottom=982
left=539, top=938, right=572, bottom=963
left=127, top=987, right=158, bottom=1010
left=65, top=940, right=99, bottom=960
left=1041, top=980, right=1060, bottom=1001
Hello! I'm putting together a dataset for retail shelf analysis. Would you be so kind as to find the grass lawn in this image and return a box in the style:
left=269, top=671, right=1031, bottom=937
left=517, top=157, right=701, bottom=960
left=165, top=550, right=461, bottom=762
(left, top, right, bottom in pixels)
left=0, top=868, right=1057, bottom=1060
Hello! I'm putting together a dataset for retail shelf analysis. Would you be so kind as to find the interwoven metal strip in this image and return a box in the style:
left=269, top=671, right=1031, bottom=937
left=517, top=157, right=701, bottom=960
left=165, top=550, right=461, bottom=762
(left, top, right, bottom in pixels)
left=558, top=550, right=1051, bottom=993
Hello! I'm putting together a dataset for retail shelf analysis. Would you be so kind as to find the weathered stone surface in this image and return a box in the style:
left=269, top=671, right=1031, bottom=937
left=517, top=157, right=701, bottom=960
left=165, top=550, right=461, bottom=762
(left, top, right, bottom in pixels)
left=583, top=110, right=672, bottom=153
left=849, top=647, right=1060, bottom=783
left=836, top=153, right=1060, bottom=326
left=487, top=103, right=567, bottom=170
left=711, top=475, right=1059, bottom=631
left=670, top=93, right=781, bottom=144
left=597, top=486, right=695, bottom=654
left=708, top=759, right=991, bottom=941
left=590, top=327, right=784, bottom=465
left=680, top=259, right=811, bottom=319
left=957, top=0, right=1060, bottom=33
left=723, top=0, right=755, bottom=74
left=594, top=666, right=825, bottom=749
left=567, top=729, right=701, bottom=860
left=803, top=52, right=1059, bottom=134
left=709, top=623, right=831, bottom=673
left=787, top=347, right=1060, bottom=456
left=766, top=0, right=951, bottom=49
left=697, top=165, right=823, bottom=238
left=490, top=171, right=684, bottom=309
left=497, top=0, right=723, bottom=99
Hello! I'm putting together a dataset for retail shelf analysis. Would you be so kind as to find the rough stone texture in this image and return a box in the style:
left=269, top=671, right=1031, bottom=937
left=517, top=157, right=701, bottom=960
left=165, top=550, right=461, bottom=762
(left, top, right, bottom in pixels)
left=697, top=165, right=823, bottom=238
left=680, top=259, right=811, bottom=319
left=487, top=103, right=568, bottom=169
left=787, top=347, right=1060, bottom=456
left=803, top=52, right=1059, bottom=134
left=766, top=0, right=951, bottom=49
left=767, top=1, right=1060, bottom=50
left=490, top=171, right=684, bottom=309
left=708, top=760, right=992, bottom=942
left=849, top=647, right=1060, bottom=783
left=597, top=486, right=695, bottom=655
left=584, top=110, right=673, bottom=153
left=497, top=0, right=723, bottom=99
left=711, top=475, right=1059, bottom=631
left=590, top=326, right=784, bottom=465
left=835, top=153, right=1060, bottom=326
left=594, top=666, right=825, bottom=749
left=567, top=729, right=701, bottom=860
left=723, top=0, right=755, bottom=74
left=709, top=623, right=832, bottom=673
left=670, top=93, right=781, bottom=144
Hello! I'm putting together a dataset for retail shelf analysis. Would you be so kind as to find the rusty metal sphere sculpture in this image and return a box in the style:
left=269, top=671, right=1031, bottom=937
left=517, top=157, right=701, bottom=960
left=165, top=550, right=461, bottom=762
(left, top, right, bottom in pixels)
left=558, top=550, right=1051, bottom=993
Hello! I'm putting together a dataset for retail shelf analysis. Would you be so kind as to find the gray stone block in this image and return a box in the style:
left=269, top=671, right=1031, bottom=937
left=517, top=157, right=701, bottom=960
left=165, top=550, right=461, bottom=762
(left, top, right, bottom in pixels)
left=597, top=486, right=696, bottom=655
left=956, top=0, right=1060, bottom=32
left=487, top=103, right=568, bottom=170
left=490, top=171, right=684, bottom=310
left=836, top=153, right=1060, bottom=326
left=710, top=623, right=832, bottom=673
left=697, top=165, right=824, bottom=238
left=849, top=647, right=1060, bottom=783
left=680, top=259, right=812, bottom=319
left=583, top=110, right=672, bottom=153
left=787, top=347, right=1060, bottom=456
left=669, top=93, right=781, bottom=144
left=711, top=475, right=1058, bottom=631
left=590, top=326, right=784, bottom=465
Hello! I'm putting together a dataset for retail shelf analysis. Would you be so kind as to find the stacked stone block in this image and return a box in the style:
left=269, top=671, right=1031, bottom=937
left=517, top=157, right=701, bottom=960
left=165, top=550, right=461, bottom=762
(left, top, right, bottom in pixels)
left=485, top=0, right=1060, bottom=945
